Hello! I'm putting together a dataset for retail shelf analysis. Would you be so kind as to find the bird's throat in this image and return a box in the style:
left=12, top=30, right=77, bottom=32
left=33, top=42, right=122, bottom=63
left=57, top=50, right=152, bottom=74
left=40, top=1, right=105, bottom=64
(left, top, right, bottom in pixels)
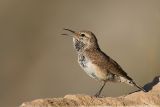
left=73, top=39, right=85, bottom=52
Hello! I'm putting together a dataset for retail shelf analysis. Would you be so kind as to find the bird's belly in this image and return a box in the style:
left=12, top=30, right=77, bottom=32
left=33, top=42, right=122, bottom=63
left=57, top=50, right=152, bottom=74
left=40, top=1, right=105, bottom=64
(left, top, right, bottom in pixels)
left=79, top=60, right=107, bottom=81
left=83, top=62, right=99, bottom=79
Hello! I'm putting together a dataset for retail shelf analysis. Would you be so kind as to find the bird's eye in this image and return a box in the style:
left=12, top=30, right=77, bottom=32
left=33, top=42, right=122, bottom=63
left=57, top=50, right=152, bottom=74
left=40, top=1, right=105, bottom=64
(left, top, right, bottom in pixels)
left=80, top=34, right=85, bottom=37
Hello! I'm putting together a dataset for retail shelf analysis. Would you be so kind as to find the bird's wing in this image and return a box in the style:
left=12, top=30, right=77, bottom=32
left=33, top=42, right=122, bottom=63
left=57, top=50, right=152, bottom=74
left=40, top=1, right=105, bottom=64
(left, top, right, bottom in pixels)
left=108, top=57, right=133, bottom=80
left=98, top=50, right=133, bottom=80
left=86, top=49, right=133, bottom=80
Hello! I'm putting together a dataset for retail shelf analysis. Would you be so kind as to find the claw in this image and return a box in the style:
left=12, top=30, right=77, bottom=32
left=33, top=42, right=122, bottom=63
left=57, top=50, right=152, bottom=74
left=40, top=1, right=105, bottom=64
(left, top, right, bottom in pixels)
left=94, top=92, right=100, bottom=98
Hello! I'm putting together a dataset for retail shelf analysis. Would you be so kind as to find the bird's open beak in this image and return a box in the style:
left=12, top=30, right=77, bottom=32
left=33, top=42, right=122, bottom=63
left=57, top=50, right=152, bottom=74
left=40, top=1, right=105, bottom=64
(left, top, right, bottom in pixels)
left=62, top=28, right=79, bottom=38
left=63, top=28, right=77, bottom=34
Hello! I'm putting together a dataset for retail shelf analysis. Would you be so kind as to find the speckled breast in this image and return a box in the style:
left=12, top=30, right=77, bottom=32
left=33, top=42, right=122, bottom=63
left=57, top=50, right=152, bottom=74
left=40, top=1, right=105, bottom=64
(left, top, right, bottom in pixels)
left=78, top=54, right=100, bottom=80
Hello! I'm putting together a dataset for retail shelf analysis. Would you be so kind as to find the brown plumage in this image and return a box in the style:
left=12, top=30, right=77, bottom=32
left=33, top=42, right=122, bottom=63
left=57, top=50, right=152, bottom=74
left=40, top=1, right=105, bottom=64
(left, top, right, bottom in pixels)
left=63, top=28, right=146, bottom=97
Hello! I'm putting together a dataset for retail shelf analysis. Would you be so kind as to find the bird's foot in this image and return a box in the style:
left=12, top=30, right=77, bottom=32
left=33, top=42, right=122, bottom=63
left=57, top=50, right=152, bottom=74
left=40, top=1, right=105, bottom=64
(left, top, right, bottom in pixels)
left=94, top=92, right=103, bottom=98
left=94, top=92, right=100, bottom=97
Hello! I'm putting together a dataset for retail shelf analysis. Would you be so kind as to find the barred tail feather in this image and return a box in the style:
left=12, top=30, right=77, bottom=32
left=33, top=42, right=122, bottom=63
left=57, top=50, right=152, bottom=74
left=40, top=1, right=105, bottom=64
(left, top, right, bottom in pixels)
left=132, top=81, right=146, bottom=92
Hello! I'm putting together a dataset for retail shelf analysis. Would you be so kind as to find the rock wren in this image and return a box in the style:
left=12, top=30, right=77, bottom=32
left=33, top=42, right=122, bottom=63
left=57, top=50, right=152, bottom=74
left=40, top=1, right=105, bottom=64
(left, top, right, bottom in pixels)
left=62, top=28, right=146, bottom=97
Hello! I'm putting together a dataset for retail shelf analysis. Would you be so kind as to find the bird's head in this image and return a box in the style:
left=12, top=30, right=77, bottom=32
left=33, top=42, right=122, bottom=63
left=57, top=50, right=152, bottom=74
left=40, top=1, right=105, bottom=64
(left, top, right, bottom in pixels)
left=62, top=28, right=99, bottom=52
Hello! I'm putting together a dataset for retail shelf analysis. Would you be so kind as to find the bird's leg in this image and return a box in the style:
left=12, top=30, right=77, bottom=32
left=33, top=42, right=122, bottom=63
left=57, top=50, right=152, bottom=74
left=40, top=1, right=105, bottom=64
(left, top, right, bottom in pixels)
left=94, top=81, right=106, bottom=97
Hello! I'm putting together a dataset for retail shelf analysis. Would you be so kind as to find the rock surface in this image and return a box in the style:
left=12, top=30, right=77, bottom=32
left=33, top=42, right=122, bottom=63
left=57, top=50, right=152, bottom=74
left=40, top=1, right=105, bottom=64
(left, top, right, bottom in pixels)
left=20, top=76, right=160, bottom=107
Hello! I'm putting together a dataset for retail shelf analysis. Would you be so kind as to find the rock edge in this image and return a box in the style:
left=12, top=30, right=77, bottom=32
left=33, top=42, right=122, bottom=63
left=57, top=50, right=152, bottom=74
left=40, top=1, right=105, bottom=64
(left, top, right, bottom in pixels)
left=20, top=76, right=160, bottom=107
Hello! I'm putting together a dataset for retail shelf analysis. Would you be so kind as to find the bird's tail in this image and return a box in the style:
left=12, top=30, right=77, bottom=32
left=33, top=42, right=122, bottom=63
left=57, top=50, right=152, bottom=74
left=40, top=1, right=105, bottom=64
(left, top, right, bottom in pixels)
left=131, top=81, right=146, bottom=92
left=119, top=76, right=146, bottom=92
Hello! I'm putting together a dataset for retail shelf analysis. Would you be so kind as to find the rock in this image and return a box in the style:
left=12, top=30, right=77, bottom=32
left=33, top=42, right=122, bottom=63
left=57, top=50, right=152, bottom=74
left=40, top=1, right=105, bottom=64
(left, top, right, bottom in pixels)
left=20, top=76, right=160, bottom=107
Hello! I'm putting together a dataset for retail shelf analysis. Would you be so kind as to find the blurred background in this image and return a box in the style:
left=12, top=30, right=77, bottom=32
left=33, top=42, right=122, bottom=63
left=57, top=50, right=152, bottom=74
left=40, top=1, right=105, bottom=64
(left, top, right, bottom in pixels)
left=0, top=0, right=160, bottom=107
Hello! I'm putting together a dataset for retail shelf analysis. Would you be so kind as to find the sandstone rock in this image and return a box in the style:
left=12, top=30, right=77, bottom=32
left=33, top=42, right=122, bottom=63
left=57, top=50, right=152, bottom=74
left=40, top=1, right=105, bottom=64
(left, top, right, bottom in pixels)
left=20, top=76, right=160, bottom=107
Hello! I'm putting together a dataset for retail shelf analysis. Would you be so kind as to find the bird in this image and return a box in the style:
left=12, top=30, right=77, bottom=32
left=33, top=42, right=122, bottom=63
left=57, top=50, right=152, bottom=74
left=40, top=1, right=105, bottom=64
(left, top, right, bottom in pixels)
left=62, top=28, right=146, bottom=97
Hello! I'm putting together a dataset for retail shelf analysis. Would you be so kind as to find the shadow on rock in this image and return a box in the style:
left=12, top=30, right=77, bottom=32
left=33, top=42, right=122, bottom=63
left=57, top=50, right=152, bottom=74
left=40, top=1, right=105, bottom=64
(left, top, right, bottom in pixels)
left=143, top=75, right=160, bottom=92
